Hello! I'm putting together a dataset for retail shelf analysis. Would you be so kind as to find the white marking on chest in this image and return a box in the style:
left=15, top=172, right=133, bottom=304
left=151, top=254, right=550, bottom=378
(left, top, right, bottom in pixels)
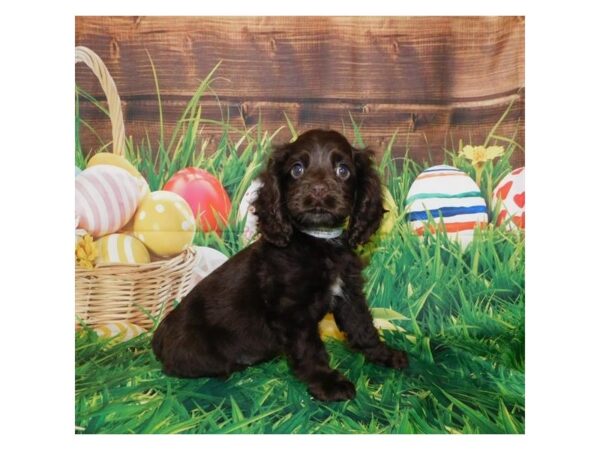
left=329, top=277, right=345, bottom=307
left=330, top=277, right=344, bottom=296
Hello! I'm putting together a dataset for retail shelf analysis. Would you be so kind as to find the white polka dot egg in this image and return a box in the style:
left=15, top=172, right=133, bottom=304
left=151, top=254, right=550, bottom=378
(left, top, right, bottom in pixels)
left=132, top=191, right=196, bottom=257
left=183, top=246, right=229, bottom=295
left=237, top=179, right=263, bottom=245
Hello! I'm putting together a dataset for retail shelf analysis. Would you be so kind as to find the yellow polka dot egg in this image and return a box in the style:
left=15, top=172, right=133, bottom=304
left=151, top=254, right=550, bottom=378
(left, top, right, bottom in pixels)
left=132, top=191, right=196, bottom=257
left=95, top=233, right=151, bottom=265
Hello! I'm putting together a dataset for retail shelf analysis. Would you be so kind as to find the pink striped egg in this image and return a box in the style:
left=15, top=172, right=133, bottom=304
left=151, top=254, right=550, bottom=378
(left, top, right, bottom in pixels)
left=75, top=165, right=144, bottom=238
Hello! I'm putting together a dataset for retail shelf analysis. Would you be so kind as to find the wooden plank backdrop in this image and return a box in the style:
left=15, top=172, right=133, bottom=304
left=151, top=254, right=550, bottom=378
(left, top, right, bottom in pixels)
left=75, top=16, right=525, bottom=167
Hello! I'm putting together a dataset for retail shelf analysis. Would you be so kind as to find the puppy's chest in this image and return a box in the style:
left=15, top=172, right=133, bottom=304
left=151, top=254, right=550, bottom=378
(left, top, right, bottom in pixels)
left=309, top=275, right=347, bottom=315
left=264, top=247, right=352, bottom=308
left=291, top=270, right=347, bottom=311
left=329, top=276, right=344, bottom=297
left=314, top=258, right=349, bottom=308
left=328, top=276, right=345, bottom=306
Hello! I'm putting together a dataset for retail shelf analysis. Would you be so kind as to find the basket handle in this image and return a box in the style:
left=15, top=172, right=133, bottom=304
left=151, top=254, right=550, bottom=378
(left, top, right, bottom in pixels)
left=75, top=46, right=126, bottom=156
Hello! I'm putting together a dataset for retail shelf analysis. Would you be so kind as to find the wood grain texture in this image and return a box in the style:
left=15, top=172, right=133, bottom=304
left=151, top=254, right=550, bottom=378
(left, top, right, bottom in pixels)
left=75, top=16, right=525, bottom=167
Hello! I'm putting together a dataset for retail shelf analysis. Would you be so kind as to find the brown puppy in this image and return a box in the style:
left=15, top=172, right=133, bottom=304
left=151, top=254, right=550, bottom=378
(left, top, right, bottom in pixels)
left=152, top=129, right=408, bottom=401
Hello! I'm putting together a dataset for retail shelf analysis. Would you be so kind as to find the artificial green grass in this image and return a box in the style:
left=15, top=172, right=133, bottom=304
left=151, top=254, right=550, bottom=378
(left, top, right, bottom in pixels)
left=75, top=64, right=524, bottom=434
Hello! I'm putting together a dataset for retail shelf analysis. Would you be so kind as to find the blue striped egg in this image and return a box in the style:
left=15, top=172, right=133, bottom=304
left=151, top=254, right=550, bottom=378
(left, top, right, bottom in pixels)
left=405, top=165, right=488, bottom=247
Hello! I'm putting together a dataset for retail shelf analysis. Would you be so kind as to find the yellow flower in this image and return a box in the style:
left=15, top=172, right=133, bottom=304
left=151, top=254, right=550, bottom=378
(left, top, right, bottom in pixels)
left=459, top=144, right=504, bottom=187
left=75, top=234, right=98, bottom=269
left=460, top=145, right=504, bottom=167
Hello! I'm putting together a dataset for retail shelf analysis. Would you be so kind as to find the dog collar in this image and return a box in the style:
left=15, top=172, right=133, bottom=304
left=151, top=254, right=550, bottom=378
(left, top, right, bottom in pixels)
left=299, top=227, right=344, bottom=239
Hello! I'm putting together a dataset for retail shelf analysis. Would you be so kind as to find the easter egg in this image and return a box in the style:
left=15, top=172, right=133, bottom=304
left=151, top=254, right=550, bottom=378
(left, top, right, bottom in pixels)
left=75, top=227, right=87, bottom=244
left=94, top=233, right=151, bottom=265
left=132, top=191, right=196, bottom=257
left=184, top=246, right=229, bottom=294
left=87, top=153, right=149, bottom=195
left=357, top=186, right=399, bottom=261
left=93, top=322, right=146, bottom=343
left=493, top=167, right=525, bottom=229
left=75, top=165, right=144, bottom=238
left=164, top=168, right=231, bottom=233
left=237, top=179, right=263, bottom=245
left=318, top=309, right=405, bottom=341
left=405, top=165, right=488, bottom=247
left=319, top=313, right=346, bottom=341
left=380, top=186, right=398, bottom=235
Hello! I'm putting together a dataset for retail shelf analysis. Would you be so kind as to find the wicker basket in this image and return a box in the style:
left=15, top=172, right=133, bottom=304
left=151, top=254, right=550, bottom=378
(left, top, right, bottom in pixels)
left=75, top=46, right=197, bottom=329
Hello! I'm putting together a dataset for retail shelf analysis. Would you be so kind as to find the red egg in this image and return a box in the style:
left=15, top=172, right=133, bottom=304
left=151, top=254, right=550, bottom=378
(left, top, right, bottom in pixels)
left=164, top=168, right=231, bottom=233
left=493, top=167, right=525, bottom=230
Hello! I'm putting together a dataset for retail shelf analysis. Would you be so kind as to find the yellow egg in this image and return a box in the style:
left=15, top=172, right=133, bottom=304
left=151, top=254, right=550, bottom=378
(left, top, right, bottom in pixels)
left=380, top=186, right=399, bottom=235
left=87, top=153, right=149, bottom=195
left=95, top=233, right=151, bottom=265
left=132, top=191, right=196, bottom=257
left=318, top=313, right=346, bottom=341
left=93, top=322, right=146, bottom=343
left=357, top=186, right=399, bottom=262
left=88, top=153, right=142, bottom=178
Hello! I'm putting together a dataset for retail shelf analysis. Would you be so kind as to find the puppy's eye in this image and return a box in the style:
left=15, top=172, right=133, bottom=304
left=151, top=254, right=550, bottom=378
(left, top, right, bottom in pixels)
left=290, top=162, right=304, bottom=179
left=335, top=164, right=350, bottom=180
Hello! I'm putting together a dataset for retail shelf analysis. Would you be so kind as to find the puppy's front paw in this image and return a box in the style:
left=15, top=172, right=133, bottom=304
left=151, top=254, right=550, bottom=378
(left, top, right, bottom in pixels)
left=366, top=346, right=409, bottom=370
left=308, top=371, right=356, bottom=402
left=387, top=348, right=409, bottom=369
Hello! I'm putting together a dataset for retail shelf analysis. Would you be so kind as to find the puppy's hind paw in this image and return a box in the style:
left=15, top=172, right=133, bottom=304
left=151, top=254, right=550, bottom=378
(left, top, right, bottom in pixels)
left=388, top=349, right=409, bottom=370
left=366, top=346, right=409, bottom=370
left=308, top=371, right=356, bottom=402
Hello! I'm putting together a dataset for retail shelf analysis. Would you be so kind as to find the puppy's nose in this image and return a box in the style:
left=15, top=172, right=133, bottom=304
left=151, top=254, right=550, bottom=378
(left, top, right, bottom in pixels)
left=310, top=184, right=327, bottom=198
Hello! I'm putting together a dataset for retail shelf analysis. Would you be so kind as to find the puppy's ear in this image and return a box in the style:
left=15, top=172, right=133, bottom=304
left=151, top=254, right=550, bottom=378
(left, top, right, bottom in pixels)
left=253, top=144, right=293, bottom=247
left=347, top=147, right=384, bottom=248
